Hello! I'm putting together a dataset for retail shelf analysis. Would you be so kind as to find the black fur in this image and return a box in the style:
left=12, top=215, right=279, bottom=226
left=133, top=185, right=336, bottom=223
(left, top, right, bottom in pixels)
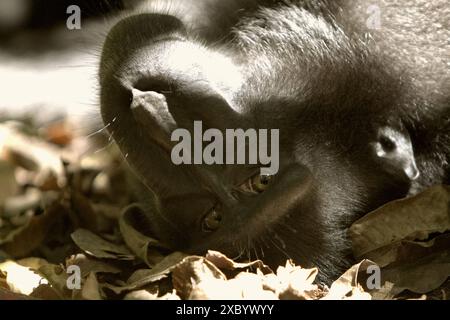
left=99, top=0, right=450, bottom=283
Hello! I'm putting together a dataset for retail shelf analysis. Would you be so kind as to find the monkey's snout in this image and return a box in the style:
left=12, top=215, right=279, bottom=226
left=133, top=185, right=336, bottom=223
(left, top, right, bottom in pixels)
left=130, top=88, right=177, bottom=150
left=99, top=12, right=190, bottom=136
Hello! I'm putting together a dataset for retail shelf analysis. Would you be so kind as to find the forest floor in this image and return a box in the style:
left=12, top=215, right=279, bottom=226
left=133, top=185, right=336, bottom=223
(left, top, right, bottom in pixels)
left=0, top=118, right=449, bottom=300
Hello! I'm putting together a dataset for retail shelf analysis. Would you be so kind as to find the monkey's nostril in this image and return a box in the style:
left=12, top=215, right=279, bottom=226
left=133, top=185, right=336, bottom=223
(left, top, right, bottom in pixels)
left=134, top=78, right=174, bottom=96
left=379, top=135, right=396, bottom=152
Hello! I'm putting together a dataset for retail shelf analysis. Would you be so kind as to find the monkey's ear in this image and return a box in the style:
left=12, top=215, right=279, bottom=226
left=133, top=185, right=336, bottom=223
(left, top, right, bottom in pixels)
left=372, top=127, right=420, bottom=180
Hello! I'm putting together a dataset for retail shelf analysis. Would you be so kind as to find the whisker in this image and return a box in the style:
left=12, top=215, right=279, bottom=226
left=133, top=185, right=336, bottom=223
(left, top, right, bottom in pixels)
left=269, top=237, right=291, bottom=261
left=246, top=235, right=252, bottom=262
left=273, top=232, right=287, bottom=250
left=232, top=240, right=246, bottom=260
left=93, top=138, right=115, bottom=154
left=253, top=245, right=259, bottom=262
left=280, top=222, right=298, bottom=234
left=259, top=243, right=265, bottom=259
left=85, top=121, right=112, bottom=138
left=259, top=235, right=270, bottom=250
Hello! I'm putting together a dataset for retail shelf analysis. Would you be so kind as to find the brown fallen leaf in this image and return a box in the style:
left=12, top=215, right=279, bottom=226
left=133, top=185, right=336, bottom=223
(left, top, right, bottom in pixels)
left=348, top=185, right=450, bottom=296
left=369, top=281, right=399, bottom=300
left=71, top=228, right=135, bottom=261
left=29, top=284, right=61, bottom=300
left=124, top=289, right=180, bottom=300
left=205, top=250, right=272, bottom=274
left=119, top=204, right=170, bottom=267
left=1, top=201, right=66, bottom=258
left=41, top=121, right=74, bottom=147
left=0, top=287, right=37, bottom=300
left=173, top=258, right=321, bottom=300
left=0, top=123, right=66, bottom=187
left=0, top=160, right=18, bottom=205
left=0, top=260, right=48, bottom=295
left=79, top=272, right=102, bottom=300
left=381, top=250, right=450, bottom=294
left=270, top=261, right=322, bottom=300
left=37, top=263, right=72, bottom=299
left=2, top=188, right=41, bottom=219
left=172, top=256, right=227, bottom=299
left=17, top=257, right=49, bottom=270
left=71, top=192, right=116, bottom=234
left=363, top=233, right=450, bottom=268
left=16, top=258, right=63, bottom=300
left=349, top=185, right=450, bottom=258
left=188, top=272, right=278, bottom=300
left=2, top=115, right=449, bottom=301
left=323, top=260, right=374, bottom=300
left=66, top=254, right=121, bottom=278
left=103, top=252, right=187, bottom=295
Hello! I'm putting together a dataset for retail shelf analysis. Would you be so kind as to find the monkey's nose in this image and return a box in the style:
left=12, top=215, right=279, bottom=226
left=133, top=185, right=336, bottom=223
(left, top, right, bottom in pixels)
left=99, top=12, right=188, bottom=125
left=130, top=88, right=177, bottom=151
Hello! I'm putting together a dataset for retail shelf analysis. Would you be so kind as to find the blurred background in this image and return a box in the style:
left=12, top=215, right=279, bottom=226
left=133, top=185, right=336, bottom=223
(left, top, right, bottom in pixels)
left=0, top=0, right=130, bottom=125
left=0, top=0, right=122, bottom=39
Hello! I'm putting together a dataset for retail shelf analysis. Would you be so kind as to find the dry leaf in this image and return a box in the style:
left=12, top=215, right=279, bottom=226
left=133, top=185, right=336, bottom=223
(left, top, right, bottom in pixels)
left=71, top=228, right=134, bottom=261
left=172, top=256, right=227, bottom=299
left=381, top=251, right=450, bottom=294
left=42, top=121, right=73, bottom=146
left=1, top=117, right=448, bottom=301
left=1, top=201, right=66, bottom=257
left=29, top=284, right=61, bottom=300
left=37, top=263, right=72, bottom=299
left=103, top=252, right=187, bottom=295
left=66, top=254, right=121, bottom=277
left=188, top=274, right=272, bottom=300
left=349, top=185, right=450, bottom=258
left=0, top=260, right=48, bottom=295
left=124, top=289, right=180, bottom=300
left=273, top=261, right=321, bottom=300
left=0, top=161, right=18, bottom=205
left=72, top=192, right=115, bottom=234
left=2, top=188, right=41, bottom=219
left=205, top=250, right=272, bottom=274
left=0, top=123, right=66, bottom=187
left=0, top=287, right=36, bottom=300
left=323, top=260, right=375, bottom=300
left=363, top=233, right=450, bottom=268
left=119, top=204, right=168, bottom=267
left=80, top=272, right=102, bottom=300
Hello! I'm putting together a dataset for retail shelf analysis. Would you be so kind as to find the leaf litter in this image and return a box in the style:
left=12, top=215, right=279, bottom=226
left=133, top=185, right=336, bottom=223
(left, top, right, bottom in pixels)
left=0, top=119, right=448, bottom=300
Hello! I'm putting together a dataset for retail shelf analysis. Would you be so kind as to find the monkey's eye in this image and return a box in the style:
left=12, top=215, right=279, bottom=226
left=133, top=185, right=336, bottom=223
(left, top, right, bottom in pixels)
left=239, top=174, right=273, bottom=194
left=202, top=208, right=222, bottom=232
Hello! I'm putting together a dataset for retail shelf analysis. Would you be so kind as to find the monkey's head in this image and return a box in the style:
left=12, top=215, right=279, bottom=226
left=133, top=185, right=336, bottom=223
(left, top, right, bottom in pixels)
left=99, top=13, right=420, bottom=281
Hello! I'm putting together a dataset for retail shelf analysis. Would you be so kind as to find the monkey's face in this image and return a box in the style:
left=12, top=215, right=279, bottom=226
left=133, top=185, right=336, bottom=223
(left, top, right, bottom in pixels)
left=99, top=14, right=420, bottom=279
